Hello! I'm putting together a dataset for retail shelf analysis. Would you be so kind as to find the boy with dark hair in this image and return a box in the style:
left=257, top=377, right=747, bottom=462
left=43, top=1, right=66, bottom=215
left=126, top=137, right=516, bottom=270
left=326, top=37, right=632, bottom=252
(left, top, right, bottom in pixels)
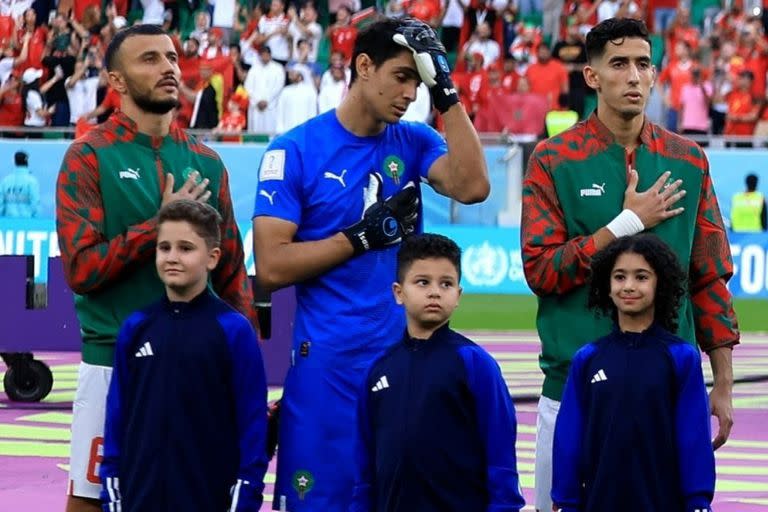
left=100, top=199, right=268, bottom=512
left=349, top=233, right=525, bottom=512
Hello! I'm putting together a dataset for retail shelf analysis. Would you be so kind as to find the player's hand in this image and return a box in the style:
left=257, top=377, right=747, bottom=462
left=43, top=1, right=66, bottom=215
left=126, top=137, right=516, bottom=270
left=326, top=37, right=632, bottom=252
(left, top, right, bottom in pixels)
left=161, top=172, right=211, bottom=207
left=623, top=169, right=686, bottom=229
left=266, top=399, right=281, bottom=459
left=342, top=173, right=420, bottom=255
left=392, top=19, right=459, bottom=113
left=710, top=382, right=734, bottom=450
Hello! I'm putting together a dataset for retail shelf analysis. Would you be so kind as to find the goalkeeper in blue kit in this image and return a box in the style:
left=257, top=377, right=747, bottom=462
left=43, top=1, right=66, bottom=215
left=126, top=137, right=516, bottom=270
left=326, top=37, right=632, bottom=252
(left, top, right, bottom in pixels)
left=252, top=17, right=490, bottom=512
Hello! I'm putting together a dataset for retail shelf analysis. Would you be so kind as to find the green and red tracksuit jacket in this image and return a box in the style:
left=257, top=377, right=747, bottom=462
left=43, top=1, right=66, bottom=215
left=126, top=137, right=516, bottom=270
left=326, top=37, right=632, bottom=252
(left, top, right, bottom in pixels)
left=522, top=113, right=740, bottom=401
left=56, top=112, right=254, bottom=367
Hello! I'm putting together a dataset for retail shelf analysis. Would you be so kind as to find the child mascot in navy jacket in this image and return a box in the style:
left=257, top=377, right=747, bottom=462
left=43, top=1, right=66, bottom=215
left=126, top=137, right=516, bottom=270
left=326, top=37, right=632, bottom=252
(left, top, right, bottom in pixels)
left=350, top=233, right=526, bottom=512
left=100, top=199, right=268, bottom=511
left=552, top=233, right=716, bottom=512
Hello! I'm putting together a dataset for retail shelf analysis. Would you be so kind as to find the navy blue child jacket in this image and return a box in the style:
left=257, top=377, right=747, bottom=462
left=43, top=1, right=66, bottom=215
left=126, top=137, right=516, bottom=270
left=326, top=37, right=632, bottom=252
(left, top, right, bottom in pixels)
left=349, top=324, right=526, bottom=512
left=552, top=324, right=716, bottom=512
left=100, top=289, right=268, bottom=512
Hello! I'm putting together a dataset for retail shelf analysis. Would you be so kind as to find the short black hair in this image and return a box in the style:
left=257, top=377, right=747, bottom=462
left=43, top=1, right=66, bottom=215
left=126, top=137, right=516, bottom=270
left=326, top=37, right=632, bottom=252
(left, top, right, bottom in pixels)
left=105, top=24, right=170, bottom=71
left=349, top=16, right=412, bottom=85
left=587, top=234, right=687, bottom=333
left=158, top=199, right=223, bottom=249
left=586, top=17, right=651, bottom=62
left=14, top=151, right=28, bottom=166
left=746, top=173, right=759, bottom=191
left=396, top=233, right=462, bottom=283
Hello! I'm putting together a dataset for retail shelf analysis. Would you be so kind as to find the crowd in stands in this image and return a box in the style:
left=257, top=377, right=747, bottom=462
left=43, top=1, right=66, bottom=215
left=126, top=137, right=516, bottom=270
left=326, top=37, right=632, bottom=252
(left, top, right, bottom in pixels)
left=0, top=0, right=767, bottom=140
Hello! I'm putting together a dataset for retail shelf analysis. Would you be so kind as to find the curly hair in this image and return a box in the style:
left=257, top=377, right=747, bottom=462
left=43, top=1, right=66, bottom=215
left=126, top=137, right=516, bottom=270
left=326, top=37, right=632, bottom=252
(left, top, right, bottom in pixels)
left=158, top=199, right=223, bottom=249
left=587, top=234, right=686, bottom=332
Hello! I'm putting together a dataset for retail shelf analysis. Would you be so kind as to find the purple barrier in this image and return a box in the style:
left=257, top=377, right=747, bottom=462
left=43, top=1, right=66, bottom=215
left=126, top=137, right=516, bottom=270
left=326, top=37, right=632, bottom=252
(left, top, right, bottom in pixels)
left=261, top=286, right=295, bottom=386
left=0, top=255, right=294, bottom=385
left=0, top=256, right=81, bottom=352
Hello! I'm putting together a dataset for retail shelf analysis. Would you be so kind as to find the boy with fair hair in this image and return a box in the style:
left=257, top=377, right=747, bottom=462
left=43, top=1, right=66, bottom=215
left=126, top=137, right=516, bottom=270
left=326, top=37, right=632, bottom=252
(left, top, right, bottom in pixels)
left=100, top=199, right=268, bottom=512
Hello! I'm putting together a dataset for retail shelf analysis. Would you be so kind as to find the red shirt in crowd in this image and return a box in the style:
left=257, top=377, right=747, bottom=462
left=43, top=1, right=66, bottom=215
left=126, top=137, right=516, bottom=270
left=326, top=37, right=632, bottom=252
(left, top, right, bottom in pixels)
left=329, top=25, right=358, bottom=64
left=725, top=89, right=759, bottom=135
left=0, top=86, right=23, bottom=127
left=525, top=59, right=568, bottom=110
left=658, top=59, right=695, bottom=110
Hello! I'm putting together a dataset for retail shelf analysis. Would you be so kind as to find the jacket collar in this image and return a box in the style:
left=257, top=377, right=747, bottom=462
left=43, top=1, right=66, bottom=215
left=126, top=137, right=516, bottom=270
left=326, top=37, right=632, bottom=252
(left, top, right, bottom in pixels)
left=110, top=111, right=185, bottom=150
left=586, top=111, right=654, bottom=148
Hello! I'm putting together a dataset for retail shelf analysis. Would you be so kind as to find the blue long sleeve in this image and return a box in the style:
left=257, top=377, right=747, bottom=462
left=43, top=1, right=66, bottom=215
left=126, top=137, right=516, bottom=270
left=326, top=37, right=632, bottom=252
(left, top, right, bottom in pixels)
left=552, top=344, right=595, bottom=512
left=349, top=368, right=375, bottom=512
left=669, top=343, right=715, bottom=512
left=99, top=312, right=144, bottom=512
left=460, top=346, right=526, bottom=512
left=221, top=312, right=269, bottom=512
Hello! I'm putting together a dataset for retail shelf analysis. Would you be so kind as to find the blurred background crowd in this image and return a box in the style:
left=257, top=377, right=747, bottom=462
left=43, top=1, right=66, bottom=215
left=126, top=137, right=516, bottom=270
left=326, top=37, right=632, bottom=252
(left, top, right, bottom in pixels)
left=0, top=0, right=767, bottom=140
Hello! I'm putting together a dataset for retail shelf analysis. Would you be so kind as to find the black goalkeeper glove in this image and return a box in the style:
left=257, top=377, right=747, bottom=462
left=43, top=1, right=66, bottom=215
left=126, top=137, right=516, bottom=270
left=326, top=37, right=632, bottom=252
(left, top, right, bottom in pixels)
left=342, top=173, right=420, bottom=256
left=392, top=19, right=459, bottom=113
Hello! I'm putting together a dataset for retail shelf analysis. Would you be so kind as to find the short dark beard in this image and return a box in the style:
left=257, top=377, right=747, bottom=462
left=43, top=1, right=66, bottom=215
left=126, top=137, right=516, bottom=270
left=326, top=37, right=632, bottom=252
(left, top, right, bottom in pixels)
left=133, top=92, right=179, bottom=114
left=125, top=76, right=179, bottom=114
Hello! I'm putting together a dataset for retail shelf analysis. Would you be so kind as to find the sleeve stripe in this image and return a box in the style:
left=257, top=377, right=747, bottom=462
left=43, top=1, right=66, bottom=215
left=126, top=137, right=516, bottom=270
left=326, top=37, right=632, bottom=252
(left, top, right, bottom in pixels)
left=229, top=478, right=250, bottom=511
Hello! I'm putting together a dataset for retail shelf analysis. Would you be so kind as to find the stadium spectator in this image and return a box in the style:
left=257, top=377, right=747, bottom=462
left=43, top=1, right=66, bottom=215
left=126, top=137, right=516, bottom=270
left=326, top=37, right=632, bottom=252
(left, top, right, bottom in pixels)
left=258, top=0, right=291, bottom=64
left=56, top=24, right=254, bottom=512
left=22, top=66, right=61, bottom=129
left=215, top=91, right=248, bottom=141
left=0, top=150, right=40, bottom=217
left=665, top=7, right=700, bottom=56
left=327, top=5, right=358, bottom=64
left=658, top=40, right=696, bottom=131
left=552, top=19, right=591, bottom=116
left=404, top=0, right=443, bottom=27
left=597, top=0, right=640, bottom=22
left=349, top=233, right=526, bottom=512
left=17, top=8, right=46, bottom=73
left=522, top=18, right=738, bottom=512
left=288, top=2, right=322, bottom=63
left=275, top=63, right=317, bottom=134
left=188, top=61, right=220, bottom=129
left=317, top=58, right=347, bottom=112
left=65, top=47, right=101, bottom=125
left=544, top=92, right=579, bottom=135
left=679, top=66, right=712, bottom=141
left=0, top=31, right=31, bottom=85
left=525, top=43, right=568, bottom=109
left=462, top=21, right=502, bottom=69
left=454, top=52, right=489, bottom=120
left=252, top=18, right=488, bottom=512
left=320, top=50, right=351, bottom=91
left=725, top=68, right=759, bottom=146
left=100, top=200, right=268, bottom=512
left=0, top=71, right=23, bottom=129
left=244, top=45, right=284, bottom=134
left=731, top=173, right=767, bottom=232
left=441, top=0, right=465, bottom=52
left=552, top=234, right=715, bottom=512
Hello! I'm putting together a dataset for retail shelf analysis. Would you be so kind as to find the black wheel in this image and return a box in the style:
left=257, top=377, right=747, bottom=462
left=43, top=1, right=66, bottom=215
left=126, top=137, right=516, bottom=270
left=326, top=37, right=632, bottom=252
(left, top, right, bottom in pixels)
left=3, top=359, right=54, bottom=402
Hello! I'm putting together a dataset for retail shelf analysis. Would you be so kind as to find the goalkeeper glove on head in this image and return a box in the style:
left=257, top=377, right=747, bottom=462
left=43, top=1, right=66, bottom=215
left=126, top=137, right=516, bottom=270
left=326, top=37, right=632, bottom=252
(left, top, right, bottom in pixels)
left=392, top=19, right=459, bottom=113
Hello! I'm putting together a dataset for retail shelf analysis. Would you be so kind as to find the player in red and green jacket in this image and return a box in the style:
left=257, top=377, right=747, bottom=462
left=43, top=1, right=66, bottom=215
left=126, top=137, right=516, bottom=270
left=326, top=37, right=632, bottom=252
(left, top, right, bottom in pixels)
left=521, top=18, right=739, bottom=512
left=55, top=25, right=254, bottom=512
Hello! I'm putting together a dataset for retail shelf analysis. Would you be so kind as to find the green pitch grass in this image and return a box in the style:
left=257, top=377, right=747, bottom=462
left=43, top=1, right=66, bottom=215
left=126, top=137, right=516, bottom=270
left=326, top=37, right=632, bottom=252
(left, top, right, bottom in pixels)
left=452, top=294, right=768, bottom=333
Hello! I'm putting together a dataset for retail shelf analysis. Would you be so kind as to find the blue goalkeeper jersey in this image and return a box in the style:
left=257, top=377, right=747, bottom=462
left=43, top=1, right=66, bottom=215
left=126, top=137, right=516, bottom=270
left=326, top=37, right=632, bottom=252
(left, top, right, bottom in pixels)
left=252, top=109, right=447, bottom=362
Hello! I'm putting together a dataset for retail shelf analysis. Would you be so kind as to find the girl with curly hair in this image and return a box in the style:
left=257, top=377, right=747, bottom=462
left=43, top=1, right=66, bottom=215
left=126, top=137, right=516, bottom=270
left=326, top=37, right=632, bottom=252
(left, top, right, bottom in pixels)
left=551, top=233, right=716, bottom=512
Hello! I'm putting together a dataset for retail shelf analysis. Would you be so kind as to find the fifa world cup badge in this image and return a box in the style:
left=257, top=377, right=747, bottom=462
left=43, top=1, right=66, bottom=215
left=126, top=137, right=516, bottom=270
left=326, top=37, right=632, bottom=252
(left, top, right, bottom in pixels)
left=292, top=470, right=314, bottom=500
left=383, top=155, right=404, bottom=185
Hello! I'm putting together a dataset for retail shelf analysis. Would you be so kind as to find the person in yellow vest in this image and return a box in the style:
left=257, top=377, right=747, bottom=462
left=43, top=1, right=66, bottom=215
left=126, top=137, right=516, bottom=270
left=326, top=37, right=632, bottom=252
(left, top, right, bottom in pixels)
left=545, top=93, right=580, bottom=137
left=731, top=174, right=767, bottom=232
